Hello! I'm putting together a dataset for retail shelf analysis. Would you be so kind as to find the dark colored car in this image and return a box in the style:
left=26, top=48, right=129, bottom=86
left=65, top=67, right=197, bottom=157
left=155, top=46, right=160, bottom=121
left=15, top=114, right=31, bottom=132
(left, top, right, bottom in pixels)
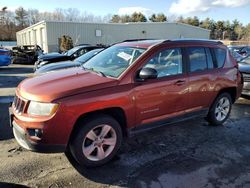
left=228, top=45, right=250, bottom=57
left=229, top=48, right=245, bottom=62
left=10, top=39, right=242, bottom=168
left=12, top=45, right=43, bottom=64
left=238, top=56, right=250, bottom=96
left=34, top=45, right=102, bottom=70
left=0, top=49, right=11, bottom=66
left=34, top=48, right=103, bottom=75
left=239, top=46, right=250, bottom=57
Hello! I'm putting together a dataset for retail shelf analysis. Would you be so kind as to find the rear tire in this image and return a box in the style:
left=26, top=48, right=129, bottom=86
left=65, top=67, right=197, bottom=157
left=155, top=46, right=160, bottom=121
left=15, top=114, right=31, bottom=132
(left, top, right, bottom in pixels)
left=207, top=93, right=232, bottom=126
left=68, top=114, right=122, bottom=167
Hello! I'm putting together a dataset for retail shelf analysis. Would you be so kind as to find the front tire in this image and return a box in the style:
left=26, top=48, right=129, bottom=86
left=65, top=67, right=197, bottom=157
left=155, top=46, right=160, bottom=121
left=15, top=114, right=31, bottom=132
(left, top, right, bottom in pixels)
left=69, top=114, right=122, bottom=167
left=207, top=93, right=232, bottom=126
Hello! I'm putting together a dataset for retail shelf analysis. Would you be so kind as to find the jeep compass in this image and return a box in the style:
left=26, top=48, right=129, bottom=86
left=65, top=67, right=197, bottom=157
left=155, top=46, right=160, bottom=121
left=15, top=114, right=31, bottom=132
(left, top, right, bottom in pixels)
left=10, top=39, right=243, bottom=167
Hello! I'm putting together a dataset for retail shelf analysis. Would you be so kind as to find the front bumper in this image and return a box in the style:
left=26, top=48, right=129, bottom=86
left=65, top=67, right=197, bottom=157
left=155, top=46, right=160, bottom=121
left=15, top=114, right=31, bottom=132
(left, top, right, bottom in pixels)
left=12, top=120, right=66, bottom=153
left=242, top=82, right=250, bottom=96
left=9, top=106, right=66, bottom=153
left=242, top=73, right=250, bottom=96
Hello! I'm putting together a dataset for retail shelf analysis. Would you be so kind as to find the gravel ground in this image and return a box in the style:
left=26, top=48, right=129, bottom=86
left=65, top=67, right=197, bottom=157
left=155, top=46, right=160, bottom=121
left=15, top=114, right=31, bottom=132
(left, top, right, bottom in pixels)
left=1, top=64, right=250, bottom=188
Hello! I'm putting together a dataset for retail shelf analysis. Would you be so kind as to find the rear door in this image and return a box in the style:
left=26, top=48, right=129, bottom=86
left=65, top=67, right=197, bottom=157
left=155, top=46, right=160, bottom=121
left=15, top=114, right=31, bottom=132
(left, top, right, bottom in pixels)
left=186, top=46, right=218, bottom=110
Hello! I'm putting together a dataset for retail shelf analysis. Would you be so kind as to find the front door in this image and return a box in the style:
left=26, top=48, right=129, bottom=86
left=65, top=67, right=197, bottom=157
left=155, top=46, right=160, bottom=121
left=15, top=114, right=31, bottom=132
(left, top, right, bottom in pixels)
left=134, top=47, right=189, bottom=126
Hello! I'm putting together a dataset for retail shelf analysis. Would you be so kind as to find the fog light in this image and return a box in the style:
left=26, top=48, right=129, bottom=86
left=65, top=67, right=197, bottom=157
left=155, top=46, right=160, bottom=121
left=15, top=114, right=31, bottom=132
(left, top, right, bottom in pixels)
left=35, top=129, right=43, bottom=138
left=27, top=128, right=43, bottom=138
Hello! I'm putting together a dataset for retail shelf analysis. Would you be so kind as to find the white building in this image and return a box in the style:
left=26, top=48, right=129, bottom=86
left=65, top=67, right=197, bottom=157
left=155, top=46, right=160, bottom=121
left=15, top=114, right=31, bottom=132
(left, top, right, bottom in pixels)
left=16, top=21, right=210, bottom=53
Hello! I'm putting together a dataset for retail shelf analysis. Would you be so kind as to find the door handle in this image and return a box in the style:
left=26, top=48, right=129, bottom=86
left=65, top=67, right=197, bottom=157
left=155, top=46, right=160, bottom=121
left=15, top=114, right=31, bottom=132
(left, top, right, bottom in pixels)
left=174, top=80, right=186, bottom=86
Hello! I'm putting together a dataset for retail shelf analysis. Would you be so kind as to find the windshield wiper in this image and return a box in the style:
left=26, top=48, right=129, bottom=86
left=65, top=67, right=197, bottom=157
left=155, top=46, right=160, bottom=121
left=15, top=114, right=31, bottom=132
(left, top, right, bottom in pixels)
left=92, top=69, right=106, bottom=77
left=82, top=66, right=106, bottom=77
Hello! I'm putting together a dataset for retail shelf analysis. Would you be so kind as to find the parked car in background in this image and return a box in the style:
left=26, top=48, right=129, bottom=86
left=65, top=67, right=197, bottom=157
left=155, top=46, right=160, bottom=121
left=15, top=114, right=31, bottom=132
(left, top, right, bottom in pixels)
left=35, top=48, right=103, bottom=75
left=239, top=46, right=250, bottom=57
left=228, top=45, right=250, bottom=57
left=12, top=45, right=43, bottom=64
left=238, top=55, right=250, bottom=96
left=10, top=39, right=243, bottom=168
left=0, top=49, right=11, bottom=66
left=34, top=45, right=103, bottom=70
left=229, top=49, right=245, bottom=62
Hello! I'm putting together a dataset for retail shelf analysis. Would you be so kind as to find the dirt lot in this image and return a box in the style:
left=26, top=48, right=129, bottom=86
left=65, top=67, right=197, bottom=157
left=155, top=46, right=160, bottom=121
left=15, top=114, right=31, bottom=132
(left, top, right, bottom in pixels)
left=1, top=64, right=250, bottom=188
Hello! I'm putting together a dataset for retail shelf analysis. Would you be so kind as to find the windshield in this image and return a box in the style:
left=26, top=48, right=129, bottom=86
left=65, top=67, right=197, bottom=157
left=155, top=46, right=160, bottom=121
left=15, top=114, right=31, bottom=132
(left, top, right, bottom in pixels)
left=74, top=49, right=103, bottom=64
left=83, top=45, right=146, bottom=78
left=64, top=46, right=82, bottom=56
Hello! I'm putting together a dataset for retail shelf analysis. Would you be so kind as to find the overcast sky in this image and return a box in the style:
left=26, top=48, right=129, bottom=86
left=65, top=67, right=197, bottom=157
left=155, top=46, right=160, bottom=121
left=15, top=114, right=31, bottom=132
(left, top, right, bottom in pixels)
left=1, top=0, right=250, bottom=25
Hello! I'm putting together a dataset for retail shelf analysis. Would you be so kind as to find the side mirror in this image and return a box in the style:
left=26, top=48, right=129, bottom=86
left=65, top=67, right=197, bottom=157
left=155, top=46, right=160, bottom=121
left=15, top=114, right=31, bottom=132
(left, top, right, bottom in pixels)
left=138, top=67, right=158, bottom=80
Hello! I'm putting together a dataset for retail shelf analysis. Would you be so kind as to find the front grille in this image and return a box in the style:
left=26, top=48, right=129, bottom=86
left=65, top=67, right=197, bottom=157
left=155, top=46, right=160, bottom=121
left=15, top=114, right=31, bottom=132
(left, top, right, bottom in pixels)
left=243, top=74, right=250, bottom=82
left=13, top=96, right=27, bottom=114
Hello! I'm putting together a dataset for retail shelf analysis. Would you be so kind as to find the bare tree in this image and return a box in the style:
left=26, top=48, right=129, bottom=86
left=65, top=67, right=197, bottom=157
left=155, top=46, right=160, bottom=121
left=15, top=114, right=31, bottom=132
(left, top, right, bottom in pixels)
left=65, top=8, right=80, bottom=21
left=27, top=9, right=40, bottom=25
left=15, top=7, right=28, bottom=28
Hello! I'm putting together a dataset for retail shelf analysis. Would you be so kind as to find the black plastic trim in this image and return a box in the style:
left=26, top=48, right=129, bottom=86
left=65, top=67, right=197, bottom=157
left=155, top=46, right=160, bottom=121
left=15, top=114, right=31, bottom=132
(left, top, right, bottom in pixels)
left=128, top=108, right=208, bottom=136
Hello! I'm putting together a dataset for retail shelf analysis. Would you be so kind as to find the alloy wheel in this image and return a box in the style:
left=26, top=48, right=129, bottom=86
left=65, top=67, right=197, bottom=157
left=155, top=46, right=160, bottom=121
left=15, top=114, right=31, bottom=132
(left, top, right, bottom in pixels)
left=82, top=124, right=117, bottom=161
left=215, top=97, right=230, bottom=121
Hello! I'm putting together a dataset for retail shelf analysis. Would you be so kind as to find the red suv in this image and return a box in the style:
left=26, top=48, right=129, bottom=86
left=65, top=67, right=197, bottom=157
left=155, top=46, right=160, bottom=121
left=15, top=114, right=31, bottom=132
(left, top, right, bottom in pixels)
left=10, top=39, right=243, bottom=167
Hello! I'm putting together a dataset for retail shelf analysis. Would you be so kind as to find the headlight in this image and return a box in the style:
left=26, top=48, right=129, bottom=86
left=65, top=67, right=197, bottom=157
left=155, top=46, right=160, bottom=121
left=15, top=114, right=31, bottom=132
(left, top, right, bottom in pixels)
left=27, top=101, right=58, bottom=116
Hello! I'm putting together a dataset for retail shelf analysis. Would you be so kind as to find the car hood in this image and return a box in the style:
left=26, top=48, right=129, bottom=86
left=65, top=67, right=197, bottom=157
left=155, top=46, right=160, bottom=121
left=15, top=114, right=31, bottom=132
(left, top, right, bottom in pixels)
left=239, top=62, right=250, bottom=74
left=35, top=61, right=80, bottom=75
left=17, top=68, right=118, bottom=102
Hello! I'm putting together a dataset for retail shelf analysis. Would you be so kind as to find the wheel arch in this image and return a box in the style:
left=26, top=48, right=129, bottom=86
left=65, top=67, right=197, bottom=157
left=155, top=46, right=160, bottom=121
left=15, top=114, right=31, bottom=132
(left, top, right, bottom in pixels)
left=217, top=87, right=237, bottom=103
left=67, top=107, right=128, bottom=148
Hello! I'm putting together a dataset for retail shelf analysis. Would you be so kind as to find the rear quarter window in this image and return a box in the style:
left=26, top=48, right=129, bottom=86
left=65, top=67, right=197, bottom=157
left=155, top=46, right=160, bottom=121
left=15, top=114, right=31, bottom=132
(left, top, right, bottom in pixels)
left=214, top=48, right=226, bottom=68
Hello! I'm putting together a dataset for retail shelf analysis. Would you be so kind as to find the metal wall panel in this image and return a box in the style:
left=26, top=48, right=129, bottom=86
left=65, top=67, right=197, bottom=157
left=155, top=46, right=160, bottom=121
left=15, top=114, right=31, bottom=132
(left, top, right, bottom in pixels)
left=17, top=21, right=210, bottom=53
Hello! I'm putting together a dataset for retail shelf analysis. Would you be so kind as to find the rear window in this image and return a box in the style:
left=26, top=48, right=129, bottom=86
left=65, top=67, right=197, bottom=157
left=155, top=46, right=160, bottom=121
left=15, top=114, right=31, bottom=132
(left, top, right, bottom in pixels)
left=214, top=48, right=226, bottom=68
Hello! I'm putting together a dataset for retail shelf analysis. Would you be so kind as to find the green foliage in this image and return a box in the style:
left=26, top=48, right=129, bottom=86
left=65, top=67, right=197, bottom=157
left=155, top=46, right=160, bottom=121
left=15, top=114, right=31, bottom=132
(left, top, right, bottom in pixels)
left=130, top=12, right=147, bottom=22
left=242, top=24, right=250, bottom=40
left=176, top=16, right=248, bottom=41
left=110, top=12, right=147, bottom=23
left=60, top=35, right=73, bottom=52
left=110, top=15, right=121, bottom=23
left=149, top=13, right=167, bottom=22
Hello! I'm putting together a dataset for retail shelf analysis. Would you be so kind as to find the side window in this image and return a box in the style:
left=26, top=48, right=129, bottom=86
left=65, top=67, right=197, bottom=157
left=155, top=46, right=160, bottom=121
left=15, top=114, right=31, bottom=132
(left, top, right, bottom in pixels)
left=214, top=48, right=226, bottom=68
left=188, top=47, right=207, bottom=72
left=205, top=48, right=214, bottom=69
left=144, top=48, right=183, bottom=78
left=78, top=49, right=88, bottom=56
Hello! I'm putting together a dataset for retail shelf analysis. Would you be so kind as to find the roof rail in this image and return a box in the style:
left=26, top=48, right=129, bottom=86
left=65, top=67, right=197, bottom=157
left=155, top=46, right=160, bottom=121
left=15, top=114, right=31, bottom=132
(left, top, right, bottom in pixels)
left=122, top=39, right=157, bottom=42
left=162, top=39, right=223, bottom=45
